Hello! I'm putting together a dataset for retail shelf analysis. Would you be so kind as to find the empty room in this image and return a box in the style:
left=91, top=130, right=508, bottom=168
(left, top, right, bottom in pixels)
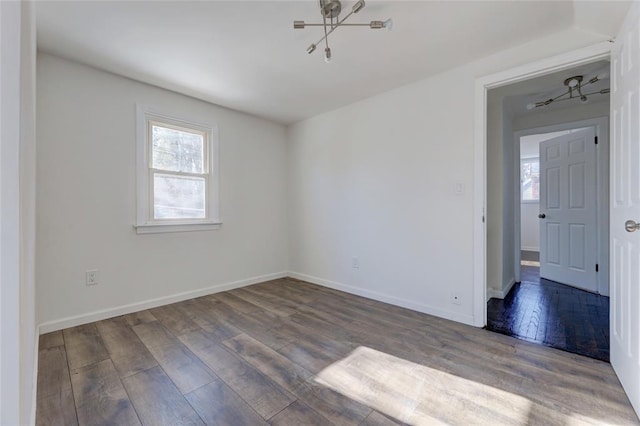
left=2, top=1, right=640, bottom=425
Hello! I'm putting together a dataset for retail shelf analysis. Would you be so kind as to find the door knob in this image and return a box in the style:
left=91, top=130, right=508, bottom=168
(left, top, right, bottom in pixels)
left=538, top=213, right=546, bottom=219
left=625, top=220, right=640, bottom=232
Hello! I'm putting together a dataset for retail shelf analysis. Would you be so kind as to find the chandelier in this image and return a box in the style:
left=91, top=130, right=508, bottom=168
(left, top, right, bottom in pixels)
left=293, top=0, right=392, bottom=62
left=526, top=74, right=610, bottom=110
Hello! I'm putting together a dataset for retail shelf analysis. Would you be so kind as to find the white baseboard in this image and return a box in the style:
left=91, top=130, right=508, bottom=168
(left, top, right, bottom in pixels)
left=38, top=271, right=287, bottom=334
left=287, top=271, right=475, bottom=326
left=487, top=289, right=503, bottom=301
left=487, top=278, right=516, bottom=301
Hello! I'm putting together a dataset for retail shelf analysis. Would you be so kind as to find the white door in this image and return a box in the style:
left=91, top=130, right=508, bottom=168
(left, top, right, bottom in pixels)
left=610, top=1, right=640, bottom=416
left=539, top=128, right=597, bottom=292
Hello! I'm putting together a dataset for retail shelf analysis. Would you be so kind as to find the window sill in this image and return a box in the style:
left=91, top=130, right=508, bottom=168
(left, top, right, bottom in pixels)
left=134, top=222, right=222, bottom=234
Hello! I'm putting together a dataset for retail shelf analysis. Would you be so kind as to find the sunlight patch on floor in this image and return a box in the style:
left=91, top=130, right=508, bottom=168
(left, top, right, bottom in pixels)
left=314, top=346, right=617, bottom=425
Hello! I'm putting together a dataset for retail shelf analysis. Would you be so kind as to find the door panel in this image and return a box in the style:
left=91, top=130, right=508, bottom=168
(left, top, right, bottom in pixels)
left=539, top=128, right=597, bottom=292
left=610, top=1, right=640, bottom=416
left=546, top=167, right=560, bottom=208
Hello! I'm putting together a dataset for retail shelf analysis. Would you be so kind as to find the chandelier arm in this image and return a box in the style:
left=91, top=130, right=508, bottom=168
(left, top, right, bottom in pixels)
left=542, top=90, right=609, bottom=106
left=322, top=10, right=329, bottom=50
left=309, top=8, right=357, bottom=49
left=549, top=90, right=572, bottom=103
left=297, top=23, right=376, bottom=27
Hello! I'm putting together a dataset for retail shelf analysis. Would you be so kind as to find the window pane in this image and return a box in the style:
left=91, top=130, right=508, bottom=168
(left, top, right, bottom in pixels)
left=152, top=124, right=204, bottom=173
left=521, top=159, right=540, bottom=201
left=153, top=174, right=206, bottom=219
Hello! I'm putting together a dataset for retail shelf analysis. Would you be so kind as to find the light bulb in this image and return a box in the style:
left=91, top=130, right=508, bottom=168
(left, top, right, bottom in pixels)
left=324, top=47, right=332, bottom=62
left=352, top=0, right=365, bottom=13
left=526, top=103, right=535, bottom=110
left=383, top=18, right=393, bottom=30
left=307, top=44, right=317, bottom=54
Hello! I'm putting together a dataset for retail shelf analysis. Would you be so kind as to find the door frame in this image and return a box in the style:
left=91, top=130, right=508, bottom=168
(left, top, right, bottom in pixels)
left=472, top=42, right=612, bottom=327
left=513, top=117, right=610, bottom=295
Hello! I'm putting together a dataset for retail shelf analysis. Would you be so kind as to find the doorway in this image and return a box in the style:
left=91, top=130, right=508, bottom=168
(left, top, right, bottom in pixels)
left=482, top=64, right=611, bottom=359
left=488, top=120, right=610, bottom=360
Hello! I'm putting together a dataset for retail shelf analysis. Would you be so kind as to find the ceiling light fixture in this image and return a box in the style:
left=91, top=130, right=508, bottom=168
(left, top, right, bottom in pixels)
left=294, top=0, right=392, bottom=62
left=526, top=74, right=610, bottom=110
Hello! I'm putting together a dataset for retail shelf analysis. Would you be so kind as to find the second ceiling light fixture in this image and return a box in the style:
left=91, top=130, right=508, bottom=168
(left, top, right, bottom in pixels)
left=294, top=0, right=392, bottom=62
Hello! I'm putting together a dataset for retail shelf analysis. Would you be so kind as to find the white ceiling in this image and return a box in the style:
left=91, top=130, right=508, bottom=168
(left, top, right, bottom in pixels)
left=36, top=1, right=630, bottom=124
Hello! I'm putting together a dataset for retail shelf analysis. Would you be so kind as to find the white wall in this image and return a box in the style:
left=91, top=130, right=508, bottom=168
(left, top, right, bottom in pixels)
left=520, top=203, right=540, bottom=251
left=37, top=54, right=289, bottom=329
left=287, top=28, right=606, bottom=325
left=486, top=94, right=516, bottom=295
left=1, top=1, right=37, bottom=424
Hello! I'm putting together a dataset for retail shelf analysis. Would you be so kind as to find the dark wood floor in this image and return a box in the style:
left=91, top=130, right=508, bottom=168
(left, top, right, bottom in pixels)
left=37, top=278, right=637, bottom=425
left=486, top=265, right=610, bottom=362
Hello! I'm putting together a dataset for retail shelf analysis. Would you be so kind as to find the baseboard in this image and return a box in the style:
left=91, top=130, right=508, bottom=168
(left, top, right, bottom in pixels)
left=503, top=278, right=516, bottom=298
left=521, top=247, right=540, bottom=252
left=487, top=278, right=516, bottom=301
left=38, top=271, right=287, bottom=334
left=287, top=271, right=475, bottom=326
left=487, top=289, right=503, bottom=300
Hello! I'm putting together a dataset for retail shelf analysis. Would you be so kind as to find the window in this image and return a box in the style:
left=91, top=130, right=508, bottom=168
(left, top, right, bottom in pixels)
left=521, top=157, right=539, bottom=202
left=136, top=105, right=220, bottom=233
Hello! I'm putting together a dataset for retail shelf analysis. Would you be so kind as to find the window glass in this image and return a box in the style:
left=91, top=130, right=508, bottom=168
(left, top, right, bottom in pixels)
left=151, top=124, right=204, bottom=174
left=153, top=174, right=206, bottom=219
left=521, top=158, right=539, bottom=202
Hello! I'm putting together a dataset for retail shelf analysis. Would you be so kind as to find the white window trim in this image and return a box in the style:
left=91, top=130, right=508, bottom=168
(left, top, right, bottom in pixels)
left=520, top=156, right=540, bottom=204
left=135, top=104, right=221, bottom=234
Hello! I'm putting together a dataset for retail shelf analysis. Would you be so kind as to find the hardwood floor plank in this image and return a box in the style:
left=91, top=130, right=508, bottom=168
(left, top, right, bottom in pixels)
left=210, top=292, right=263, bottom=313
left=247, top=280, right=318, bottom=305
left=63, top=324, right=110, bottom=370
left=37, top=346, right=72, bottom=400
left=172, top=298, right=242, bottom=341
left=149, top=304, right=201, bottom=336
left=220, top=307, right=294, bottom=350
left=222, top=333, right=312, bottom=393
left=39, top=331, right=64, bottom=350
left=132, top=321, right=216, bottom=394
left=178, top=330, right=295, bottom=419
left=295, top=380, right=372, bottom=426
left=36, top=390, right=78, bottom=426
left=229, top=287, right=298, bottom=317
left=276, top=330, right=354, bottom=374
left=184, top=379, right=267, bottom=426
left=123, top=310, right=157, bottom=327
left=360, top=411, right=403, bottom=426
left=95, top=317, right=157, bottom=378
left=268, top=400, right=330, bottom=426
left=69, top=359, right=140, bottom=426
left=122, top=366, right=204, bottom=426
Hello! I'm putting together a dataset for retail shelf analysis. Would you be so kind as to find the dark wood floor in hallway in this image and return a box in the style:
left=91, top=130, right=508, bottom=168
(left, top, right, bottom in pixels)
left=486, top=265, right=610, bottom=361
left=37, top=278, right=636, bottom=425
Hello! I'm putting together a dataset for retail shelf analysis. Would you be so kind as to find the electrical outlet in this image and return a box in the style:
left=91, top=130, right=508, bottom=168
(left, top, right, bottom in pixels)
left=86, top=269, right=99, bottom=286
left=451, top=292, right=462, bottom=305
left=352, top=257, right=360, bottom=269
